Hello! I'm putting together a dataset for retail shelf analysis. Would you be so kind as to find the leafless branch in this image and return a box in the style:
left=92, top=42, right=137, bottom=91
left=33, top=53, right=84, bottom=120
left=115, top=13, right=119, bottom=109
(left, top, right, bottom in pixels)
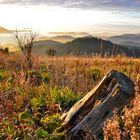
left=14, top=29, right=38, bottom=70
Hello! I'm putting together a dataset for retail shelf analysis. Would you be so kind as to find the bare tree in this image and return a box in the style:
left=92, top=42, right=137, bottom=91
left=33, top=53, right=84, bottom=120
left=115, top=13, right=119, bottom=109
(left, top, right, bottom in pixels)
left=14, top=30, right=37, bottom=70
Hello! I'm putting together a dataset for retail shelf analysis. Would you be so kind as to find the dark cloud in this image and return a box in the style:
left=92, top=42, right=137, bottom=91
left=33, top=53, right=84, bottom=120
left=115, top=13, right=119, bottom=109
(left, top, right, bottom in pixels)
left=1, top=0, right=140, bottom=11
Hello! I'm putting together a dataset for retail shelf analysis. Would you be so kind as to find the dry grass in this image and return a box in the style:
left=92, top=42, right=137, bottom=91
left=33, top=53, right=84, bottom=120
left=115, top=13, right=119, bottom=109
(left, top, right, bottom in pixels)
left=0, top=53, right=140, bottom=139
left=104, top=76, right=140, bottom=140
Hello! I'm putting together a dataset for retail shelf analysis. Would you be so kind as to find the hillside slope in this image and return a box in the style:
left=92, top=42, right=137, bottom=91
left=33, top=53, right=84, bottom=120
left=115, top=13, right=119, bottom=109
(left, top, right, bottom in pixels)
left=33, top=40, right=64, bottom=55
left=37, top=35, right=75, bottom=43
left=33, top=36, right=140, bottom=57
left=49, top=35, right=75, bottom=43
left=0, top=26, right=10, bottom=33
left=108, top=34, right=140, bottom=47
left=64, top=36, right=140, bottom=57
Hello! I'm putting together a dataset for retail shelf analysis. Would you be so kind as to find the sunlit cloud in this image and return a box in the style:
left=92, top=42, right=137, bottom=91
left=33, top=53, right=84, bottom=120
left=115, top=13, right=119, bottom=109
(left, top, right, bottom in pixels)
left=0, top=0, right=140, bottom=36
left=0, top=0, right=140, bottom=11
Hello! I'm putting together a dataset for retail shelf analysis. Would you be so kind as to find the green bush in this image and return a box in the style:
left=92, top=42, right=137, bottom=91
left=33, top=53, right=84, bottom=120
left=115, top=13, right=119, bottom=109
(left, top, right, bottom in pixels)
left=43, top=73, right=51, bottom=83
left=18, top=111, right=32, bottom=122
left=30, top=96, right=46, bottom=112
left=25, top=70, right=43, bottom=86
left=40, top=63, right=47, bottom=70
left=35, top=128, right=49, bottom=139
left=41, top=114, right=61, bottom=133
left=88, top=67, right=101, bottom=81
left=0, top=70, right=5, bottom=81
left=50, top=87, right=81, bottom=109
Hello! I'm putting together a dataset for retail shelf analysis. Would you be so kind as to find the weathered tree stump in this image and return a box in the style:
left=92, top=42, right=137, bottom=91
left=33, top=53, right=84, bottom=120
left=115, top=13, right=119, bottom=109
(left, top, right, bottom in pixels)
left=61, top=70, right=135, bottom=140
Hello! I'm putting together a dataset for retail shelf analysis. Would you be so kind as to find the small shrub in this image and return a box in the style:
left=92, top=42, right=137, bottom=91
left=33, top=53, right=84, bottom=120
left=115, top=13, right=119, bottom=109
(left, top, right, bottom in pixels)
left=30, top=96, right=46, bottom=112
left=88, top=67, right=101, bottom=81
left=43, top=73, right=51, bottom=83
left=25, top=71, right=43, bottom=86
left=6, top=74, right=15, bottom=85
left=30, top=98, right=39, bottom=109
left=104, top=94, right=140, bottom=140
left=50, top=87, right=81, bottom=109
left=18, top=111, right=32, bottom=122
left=35, top=128, right=49, bottom=139
left=40, top=63, right=47, bottom=70
left=41, top=114, right=61, bottom=133
left=0, top=70, right=5, bottom=81
left=49, top=132, right=64, bottom=140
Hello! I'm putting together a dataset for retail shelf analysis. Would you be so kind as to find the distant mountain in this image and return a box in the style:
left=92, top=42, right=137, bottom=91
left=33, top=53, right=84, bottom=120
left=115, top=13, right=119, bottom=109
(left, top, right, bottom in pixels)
left=33, top=40, right=64, bottom=55
left=2, top=34, right=140, bottom=57
left=0, top=42, right=18, bottom=52
left=119, top=41, right=140, bottom=47
left=108, top=34, right=140, bottom=47
left=0, top=26, right=11, bottom=34
left=63, top=36, right=140, bottom=57
left=49, top=35, right=75, bottom=43
left=32, top=36, right=140, bottom=57
left=49, top=32, right=90, bottom=37
left=37, top=35, right=75, bottom=43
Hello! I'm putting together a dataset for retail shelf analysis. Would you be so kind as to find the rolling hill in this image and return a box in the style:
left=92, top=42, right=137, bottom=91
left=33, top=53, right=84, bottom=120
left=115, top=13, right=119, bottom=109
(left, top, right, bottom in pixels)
left=33, top=36, right=140, bottom=57
left=63, top=36, right=140, bottom=57
left=49, top=32, right=90, bottom=37
left=1, top=30, right=140, bottom=57
left=108, top=34, right=140, bottom=47
left=33, top=40, right=64, bottom=55
left=37, top=35, right=75, bottom=43
left=49, top=35, right=75, bottom=43
left=0, top=26, right=11, bottom=33
left=118, top=41, right=140, bottom=47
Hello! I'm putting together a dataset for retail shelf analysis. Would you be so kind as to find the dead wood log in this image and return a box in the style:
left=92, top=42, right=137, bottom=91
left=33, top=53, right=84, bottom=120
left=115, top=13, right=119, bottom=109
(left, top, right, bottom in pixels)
left=60, top=70, right=135, bottom=140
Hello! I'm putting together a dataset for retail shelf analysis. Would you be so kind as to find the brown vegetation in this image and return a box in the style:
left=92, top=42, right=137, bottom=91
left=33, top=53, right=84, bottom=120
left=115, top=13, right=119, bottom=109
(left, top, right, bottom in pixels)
left=0, top=54, right=139, bottom=139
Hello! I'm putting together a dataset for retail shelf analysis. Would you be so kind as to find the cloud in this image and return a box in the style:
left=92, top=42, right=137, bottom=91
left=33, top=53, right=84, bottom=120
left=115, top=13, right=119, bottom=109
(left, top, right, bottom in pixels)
left=0, top=0, right=140, bottom=11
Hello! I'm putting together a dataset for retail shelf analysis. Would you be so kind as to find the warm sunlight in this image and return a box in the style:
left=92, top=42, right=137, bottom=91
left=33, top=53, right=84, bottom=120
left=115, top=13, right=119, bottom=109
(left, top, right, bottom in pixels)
left=0, top=4, right=110, bottom=34
left=0, top=1, right=140, bottom=139
left=1, top=3, right=140, bottom=36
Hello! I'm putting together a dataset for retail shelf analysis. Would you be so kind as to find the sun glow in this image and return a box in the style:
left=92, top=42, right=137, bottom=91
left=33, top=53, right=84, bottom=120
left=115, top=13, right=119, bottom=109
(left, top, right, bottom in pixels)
left=0, top=4, right=140, bottom=36
left=0, top=4, right=111, bottom=34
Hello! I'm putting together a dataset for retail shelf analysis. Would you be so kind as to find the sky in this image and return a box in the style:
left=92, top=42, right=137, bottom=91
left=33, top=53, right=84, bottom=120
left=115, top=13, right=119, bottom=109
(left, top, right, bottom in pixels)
left=0, top=0, right=140, bottom=37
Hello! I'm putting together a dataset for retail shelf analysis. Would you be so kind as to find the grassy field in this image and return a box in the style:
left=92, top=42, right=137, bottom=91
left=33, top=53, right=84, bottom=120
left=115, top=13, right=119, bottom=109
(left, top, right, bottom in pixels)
left=0, top=53, right=139, bottom=139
